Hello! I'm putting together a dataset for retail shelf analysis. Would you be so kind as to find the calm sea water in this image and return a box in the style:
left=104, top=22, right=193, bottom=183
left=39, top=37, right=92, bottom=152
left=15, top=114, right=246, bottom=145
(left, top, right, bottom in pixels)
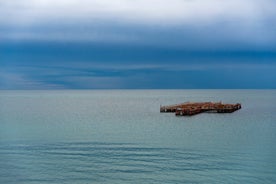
left=0, top=90, right=276, bottom=184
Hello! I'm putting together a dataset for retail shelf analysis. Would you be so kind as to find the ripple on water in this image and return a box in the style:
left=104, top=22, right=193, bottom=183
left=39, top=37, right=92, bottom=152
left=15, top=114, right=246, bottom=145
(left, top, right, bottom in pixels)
left=0, top=142, right=275, bottom=184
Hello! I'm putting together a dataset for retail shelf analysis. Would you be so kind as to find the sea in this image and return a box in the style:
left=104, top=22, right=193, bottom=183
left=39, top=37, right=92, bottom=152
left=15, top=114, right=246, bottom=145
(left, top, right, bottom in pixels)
left=0, top=90, right=275, bottom=184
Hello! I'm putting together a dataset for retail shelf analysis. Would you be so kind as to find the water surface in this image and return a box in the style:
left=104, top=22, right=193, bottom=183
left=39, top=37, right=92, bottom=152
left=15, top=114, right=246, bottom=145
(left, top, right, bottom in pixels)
left=0, top=90, right=276, bottom=183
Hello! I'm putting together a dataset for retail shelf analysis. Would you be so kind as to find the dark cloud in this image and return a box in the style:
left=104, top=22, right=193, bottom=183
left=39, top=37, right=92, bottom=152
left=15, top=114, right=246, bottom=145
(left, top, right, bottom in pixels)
left=1, top=42, right=275, bottom=89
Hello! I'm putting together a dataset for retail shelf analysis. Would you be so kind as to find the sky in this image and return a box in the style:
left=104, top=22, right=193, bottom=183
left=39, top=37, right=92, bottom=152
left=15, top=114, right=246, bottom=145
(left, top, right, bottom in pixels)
left=0, top=0, right=276, bottom=89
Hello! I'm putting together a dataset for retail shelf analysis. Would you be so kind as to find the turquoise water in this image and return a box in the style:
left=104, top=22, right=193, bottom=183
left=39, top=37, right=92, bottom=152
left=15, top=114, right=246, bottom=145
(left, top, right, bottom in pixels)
left=0, top=90, right=276, bottom=183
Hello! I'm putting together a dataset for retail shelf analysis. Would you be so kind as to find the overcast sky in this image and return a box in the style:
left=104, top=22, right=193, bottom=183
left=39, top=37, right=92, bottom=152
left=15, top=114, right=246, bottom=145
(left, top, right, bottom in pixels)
left=1, top=0, right=275, bottom=89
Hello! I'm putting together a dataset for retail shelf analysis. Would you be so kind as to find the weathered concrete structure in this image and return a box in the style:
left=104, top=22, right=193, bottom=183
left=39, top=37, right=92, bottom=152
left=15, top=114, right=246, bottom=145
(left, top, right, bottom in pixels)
left=160, top=102, right=241, bottom=116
